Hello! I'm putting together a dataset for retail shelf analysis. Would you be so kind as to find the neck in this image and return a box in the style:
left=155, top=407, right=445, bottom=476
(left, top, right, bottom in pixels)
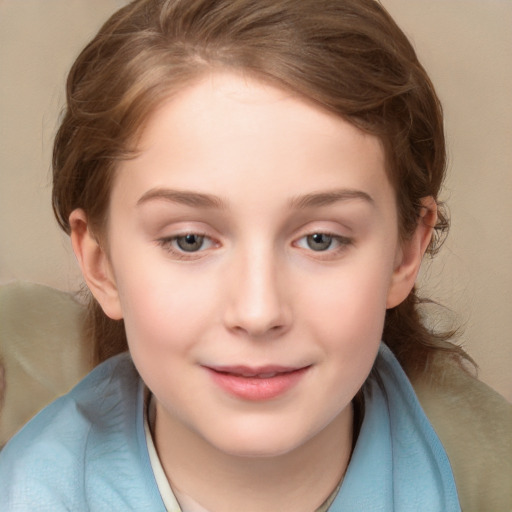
left=153, top=404, right=353, bottom=512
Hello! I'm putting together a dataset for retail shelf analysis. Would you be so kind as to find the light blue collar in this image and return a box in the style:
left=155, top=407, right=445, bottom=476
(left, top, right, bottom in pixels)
left=329, top=343, right=460, bottom=511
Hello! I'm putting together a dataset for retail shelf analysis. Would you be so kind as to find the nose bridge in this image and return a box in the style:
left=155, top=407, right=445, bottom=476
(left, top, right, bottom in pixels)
left=225, top=239, right=290, bottom=337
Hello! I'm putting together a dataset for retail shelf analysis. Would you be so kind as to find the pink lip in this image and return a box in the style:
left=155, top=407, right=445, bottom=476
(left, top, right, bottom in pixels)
left=204, top=365, right=310, bottom=401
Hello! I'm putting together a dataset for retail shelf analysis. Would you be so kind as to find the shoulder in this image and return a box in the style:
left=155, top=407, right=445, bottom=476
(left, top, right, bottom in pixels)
left=410, top=351, right=512, bottom=511
left=0, top=353, right=150, bottom=511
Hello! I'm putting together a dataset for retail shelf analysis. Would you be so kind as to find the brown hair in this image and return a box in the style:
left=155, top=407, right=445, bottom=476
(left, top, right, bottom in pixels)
left=53, top=0, right=465, bottom=371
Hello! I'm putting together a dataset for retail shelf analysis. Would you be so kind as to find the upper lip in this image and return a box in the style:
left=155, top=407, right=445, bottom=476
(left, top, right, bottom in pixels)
left=204, top=365, right=309, bottom=378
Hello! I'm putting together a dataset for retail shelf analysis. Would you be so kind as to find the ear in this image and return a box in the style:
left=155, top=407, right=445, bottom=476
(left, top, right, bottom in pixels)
left=69, top=209, right=123, bottom=320
left=386, top=197, right=437, bottom=309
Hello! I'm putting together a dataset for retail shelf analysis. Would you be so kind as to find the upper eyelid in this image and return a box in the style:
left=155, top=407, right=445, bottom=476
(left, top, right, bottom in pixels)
left=291, top=216, right=356, bottom=233
left=152, top=216, right=355, bottom=239
left=294, top=232, right=352, bottom=244
left=293, top=225, right=352, bottom=240
left=156, top=228, right=352, bottom=243
left=158, top=232, right=215, bottom=246
left=156, top=226, right=215, bottom=240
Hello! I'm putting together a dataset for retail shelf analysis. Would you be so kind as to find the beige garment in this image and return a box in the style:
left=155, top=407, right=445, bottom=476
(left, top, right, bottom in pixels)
left=412, top=354, right=512, bottom=511
left=0, top=281, right=92, bottom=446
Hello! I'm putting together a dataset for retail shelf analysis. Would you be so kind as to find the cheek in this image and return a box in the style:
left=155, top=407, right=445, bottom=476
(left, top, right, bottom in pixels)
left=297, top=257, right=392, bottom=380
left=113, top=258, right=217, bottom=353
left=310, top=277, right=387, bottom=402
left=300, top=259, right=392, bottom=331
left=313, top=284, right=386, bottom=362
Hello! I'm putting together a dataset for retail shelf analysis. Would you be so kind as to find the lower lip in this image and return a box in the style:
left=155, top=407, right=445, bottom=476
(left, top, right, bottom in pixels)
left=206, top=367, right=309, bottom=401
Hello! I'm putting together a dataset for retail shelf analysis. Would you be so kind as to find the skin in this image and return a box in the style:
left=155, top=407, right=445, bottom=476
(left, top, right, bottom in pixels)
left=70, top=72, right=435, bottom=512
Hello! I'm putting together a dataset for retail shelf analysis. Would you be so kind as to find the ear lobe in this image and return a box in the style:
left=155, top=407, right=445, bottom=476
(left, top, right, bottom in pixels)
left=69, top=209, right=123, bottom=320
left=386, top=197, right=437, bottom=309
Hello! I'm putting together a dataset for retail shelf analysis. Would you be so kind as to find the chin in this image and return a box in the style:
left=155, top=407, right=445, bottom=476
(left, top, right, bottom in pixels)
left=216, top=439, right=302, bottom=459
left=205, top=421, right=318, bottom=459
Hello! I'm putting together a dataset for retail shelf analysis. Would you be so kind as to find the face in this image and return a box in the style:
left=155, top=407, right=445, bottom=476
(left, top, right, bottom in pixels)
left=77, top=72, right=422, bottom=459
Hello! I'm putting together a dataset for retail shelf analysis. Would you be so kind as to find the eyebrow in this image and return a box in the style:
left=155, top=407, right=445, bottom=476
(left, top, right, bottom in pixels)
left=289, top=189, right=374, bottom=209
left=136, top=188, right=227, bottom=209
left=136, top=187, right=374, bottom=210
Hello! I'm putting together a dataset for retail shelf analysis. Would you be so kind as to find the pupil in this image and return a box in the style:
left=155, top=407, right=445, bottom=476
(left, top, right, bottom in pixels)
left=308, top=233, right=332, bottom=251
left=177, top=234, right=204, bottom=252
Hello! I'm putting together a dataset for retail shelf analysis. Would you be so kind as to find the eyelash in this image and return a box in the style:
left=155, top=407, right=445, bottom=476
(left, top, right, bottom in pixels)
left=157, top=230, right=352, bottom=260
left=294, top=232, right=352, bottom=257
left=156, top=233, right=216, bottom=259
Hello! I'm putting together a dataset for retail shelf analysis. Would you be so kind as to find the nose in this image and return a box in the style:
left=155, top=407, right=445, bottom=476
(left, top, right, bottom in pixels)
left=223, top=247, right=292, bottom=339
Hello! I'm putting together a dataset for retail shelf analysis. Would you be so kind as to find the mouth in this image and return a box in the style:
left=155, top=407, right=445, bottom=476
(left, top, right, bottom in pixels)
left=203, top=365, right=310, bottom=401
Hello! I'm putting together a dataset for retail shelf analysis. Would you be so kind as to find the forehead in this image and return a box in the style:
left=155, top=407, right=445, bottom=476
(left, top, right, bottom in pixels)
left=112, top=72, right=394, bottom=215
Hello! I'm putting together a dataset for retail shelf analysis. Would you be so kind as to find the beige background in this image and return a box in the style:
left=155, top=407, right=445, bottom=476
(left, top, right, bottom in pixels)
left=0, top=0, right=511, bottom=401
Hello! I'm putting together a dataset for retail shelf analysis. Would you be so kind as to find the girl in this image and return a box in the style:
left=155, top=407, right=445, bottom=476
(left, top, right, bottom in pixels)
left=0, top=0, right=510, bottom=510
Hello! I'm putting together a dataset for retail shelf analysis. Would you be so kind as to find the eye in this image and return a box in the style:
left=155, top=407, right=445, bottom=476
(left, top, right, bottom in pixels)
left=158, top=233, right=216, bottom=255
left=295, top=232, right=351, bottom=252
left=176, top=233, right=206, bottom=252
left=306, top=233, right=333, bottom=251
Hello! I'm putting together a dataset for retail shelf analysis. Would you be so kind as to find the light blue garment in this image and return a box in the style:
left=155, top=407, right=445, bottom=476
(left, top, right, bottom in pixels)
left=0, top=355, right=164, bottom=511
left=0, top=344, right=460, bottom=511
left=330, top=344, right=461, bottom=511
